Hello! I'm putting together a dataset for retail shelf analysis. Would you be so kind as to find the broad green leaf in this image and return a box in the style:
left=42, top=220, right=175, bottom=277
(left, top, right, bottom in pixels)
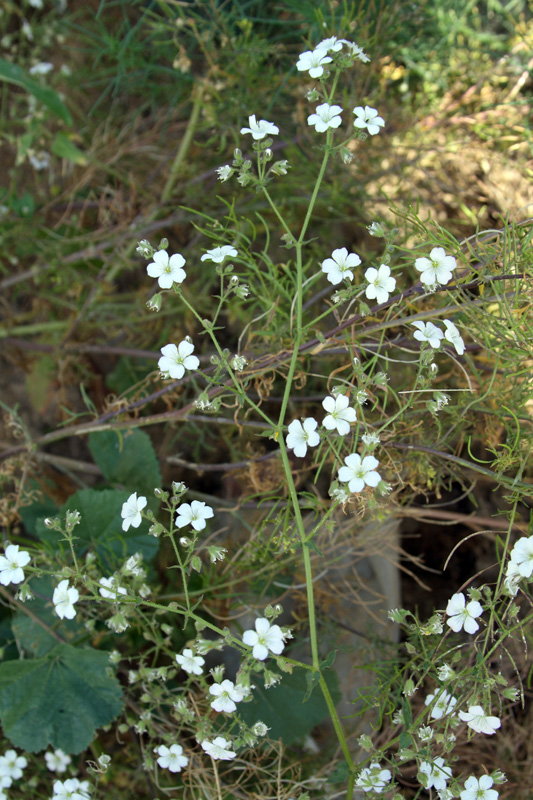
left=0, top=643, right=123, bottom=754
left=11, top=577, right=82, bottom=658
left=239, top=668, right=340, bottom=745
left=52, top=132, right=88, bottom=166
left=35, top=488, right=159, bottom=566
left=88, top=429, right=162, bottom=499
left=0, top=58, right=71, bottom=125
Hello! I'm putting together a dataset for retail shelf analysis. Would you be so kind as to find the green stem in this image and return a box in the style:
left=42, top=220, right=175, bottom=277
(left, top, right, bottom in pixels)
left=161, top=81, right=204, bottom=205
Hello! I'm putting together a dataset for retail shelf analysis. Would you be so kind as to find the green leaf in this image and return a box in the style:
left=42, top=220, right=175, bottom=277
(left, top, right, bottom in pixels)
left=0, top=58, right=71, bottom=125
left=88, top=429, right=162, bottom=498
left=0, top=643, right=123, bottom=753
left=327, top=760, right=351, bottom=784
left=35, top=488, right=159, bottom=566
left=11, top=577, right=82, bottom=658
left=239, top=668, right=340, bottom=745
left=52, top=132, right=88, bottom=166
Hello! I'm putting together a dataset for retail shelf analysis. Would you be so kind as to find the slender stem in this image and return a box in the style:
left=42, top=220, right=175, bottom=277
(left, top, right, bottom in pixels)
left=161, top=81, right=204, bottom=205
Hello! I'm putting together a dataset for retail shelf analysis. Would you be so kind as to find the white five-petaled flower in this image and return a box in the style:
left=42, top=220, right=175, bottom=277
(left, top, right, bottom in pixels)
left=240, top=114, right=279, bottom=140
left=446, top=592, right=484, bottom=634
left=296, top=48, right=332, bottom=78
left=156, top=743, right=188, bottom=773
left=458, top=705, right=501, bottom=735
left=121, top=492, right=147, bottom=532
left=242, top=617, right=285, bottom=661
left=201, top=737, right=236, bottom=761
left=508, top=535, right=533, bottom=578
left=338, top=454, right=381, bottom=494
left=158, top=340, right=200, bottom=380
left=443, top=319, right=465, bottom=355
left=353, top=106, right=385, bottom=135
left=364, top=264, right=396, bottom=304
left=209, top=679, right=245, bottom=713
left=200, top=245, right=238, bottom=263
left=146, top=250, right=186, bottom=289
left=98, top=576, right=127, bottom=600
left=322, top=394, right=357, bottom=435
left=412, top=320, right=444, bottom=349
left=419, top=757, right=453, bottom=791
left=0, top=750, right=27, bottom=782
left=175, top=648, right=205, bottom=675
left=0, top=545, right=31, bottom=586
left=424, top=690, right=458, bottom=719
left=355, top=762, right=392, bottom=794
left=52, top=580, right=79, bottom=620
left=307, top=103, right=343, bottom=133
left=175, top=500, right=214, bottom=532
left=321, top=247, right=361, bottom=284
left=45, top=750, right=72, bottom=773
left=460, top=775, right=499, bottom=800
left=415, top=247, right=456, bottom=287
left=285, top=418, right=320, bottom=458
left=52, top=778, right=91, bottom=800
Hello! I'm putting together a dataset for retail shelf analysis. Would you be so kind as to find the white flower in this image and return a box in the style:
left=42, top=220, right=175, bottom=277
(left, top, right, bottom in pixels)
left=156, top=743, right=188, bottom=773
left=460, top=775, right=499, bottom=800
left=338, top=454, right=381, bottom=493
left=52, top=778, right=90, bottom=800
left=341, top=40, right=371, bottom=62
left=216, top=165, right=233, bottom=182
left=200, top=245, right=238, bottom=263
left=242, top=617, right=285, bottom=661
left=0, top=545, right=31, bottom=586
left=367, top=221, right=384, bottom=237
left=361, top=432, right=380, bottom=449
left=316, top=36, right=343, bottom=52
left=98, top=576, right=127, bottom=600
left=424, top=690, right=457, bottom=719
left=175, top=500, right=214, bottom=532
left=45, top=750, right=72, bottom=773
left=209, top=679, right=245, bottom=713
left=201, top=737, right=236, bottom=760
left=446, top=592, right=483, bottom=634
left=296, top=48, right=332, bottom=78
left=353, top=106, right=385, bottom=135
left=322, top=394, right=357, bottom=435
left=508, top=535, right=533, bottom=578
left=458, top=705, right=501, bottom=735
left=231, top=355, right=247, bottom=371
left=29, top=62, right=54, bottom=75
left=175, top=648, right=205, bottom=675
left=419, top=758, right=452, bottom=791
left=120, top=492, right=147, bottom=532
left=240, top=115, right=279, bottom=140
left=321, top=247, right=361, bottom=284
left=436, top=663, right=456, bottom=682
left=415, top=247, right=456, bottom=287
left=412, top=320, right=444, bottom=349
left=52, top=778, right=91, bottom=800
left=0, top=750, right=26, bottom=781
left=307, top=103, right=343, bottom=133
left=443, top=319, right=465, bottom=355
left=53, top=580, right=79, bottom=620
left=355, top=762, right=392, bottom=793
left=285, top=418, right=320, bottom=457
left=158, top=340, right=200, bottom=379
left=364, top=264, right=396, bottom=304
left=146, top=250, right=186, bottom=289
